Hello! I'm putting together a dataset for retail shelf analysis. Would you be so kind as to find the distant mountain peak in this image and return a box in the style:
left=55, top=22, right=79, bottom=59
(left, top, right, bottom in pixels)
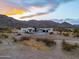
left=61, top=22, right=72, bottom=25
left=0, top=14, right=78, bottom=28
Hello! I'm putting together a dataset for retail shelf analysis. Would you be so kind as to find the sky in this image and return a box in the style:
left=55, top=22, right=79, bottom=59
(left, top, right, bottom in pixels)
left=0, top=0, right=79, bottom=24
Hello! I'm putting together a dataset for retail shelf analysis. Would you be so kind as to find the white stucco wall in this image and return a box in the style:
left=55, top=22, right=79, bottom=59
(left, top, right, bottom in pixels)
left=18, top=28, right=53, bottom=33
left=39, top=28, right=53, bottom=33
left=19, top=28, right=34, bottom=33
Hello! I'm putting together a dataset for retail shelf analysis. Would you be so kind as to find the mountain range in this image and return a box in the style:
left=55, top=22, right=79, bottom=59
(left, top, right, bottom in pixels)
left=0, top=14, right=79, bottom=28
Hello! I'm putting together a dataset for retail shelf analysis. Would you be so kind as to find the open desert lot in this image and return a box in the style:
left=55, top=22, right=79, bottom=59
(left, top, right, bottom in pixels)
left=0, top=33, right=79, bottom=59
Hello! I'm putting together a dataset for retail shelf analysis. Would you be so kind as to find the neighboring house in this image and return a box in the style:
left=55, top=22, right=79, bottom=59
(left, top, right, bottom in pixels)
left=37, top=28, right=53, bottom=33
left=18, top=27, right=53, bottom=33
left=18, top=27, right=35, bottom=33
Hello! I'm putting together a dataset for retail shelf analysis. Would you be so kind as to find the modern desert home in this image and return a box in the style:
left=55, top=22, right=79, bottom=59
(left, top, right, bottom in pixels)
left=18, top=27, right=53, bottom=34
left=37, top=28, right=53, bottom=33
left=18, top=27, right=35, bottom=33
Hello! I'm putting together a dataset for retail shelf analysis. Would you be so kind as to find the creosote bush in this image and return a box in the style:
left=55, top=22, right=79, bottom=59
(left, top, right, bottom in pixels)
left=63, top=33, right=69, bottom=36
left=74, top=43, right=79, bottom=48
left=12, top=37, right=17, bottom=42
left=13, top=36, right=30, bottom=42
left=0, top=27, right=12, bottom=33
left=49, top=32, right=53, bottom=35
left=0, top=40, right=2, bottom=43
left=0, top=33, right=8, bottom=38
left=62, top=40, right=79, bottom=51
left=36, top=38, right=56, bottom=47
left=20, top=36, right=30, bottom=41
left=73, top=29, right=79, bottom=37
left=16, top=33, right=21, bottom=36
left=74, top=34, right=79, bottom=37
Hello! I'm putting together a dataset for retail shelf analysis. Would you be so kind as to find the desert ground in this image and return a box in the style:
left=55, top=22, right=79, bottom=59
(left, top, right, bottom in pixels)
left=0, top=33, right=79, bottom=59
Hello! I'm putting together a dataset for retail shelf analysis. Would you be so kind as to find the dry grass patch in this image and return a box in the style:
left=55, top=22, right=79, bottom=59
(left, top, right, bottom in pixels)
left=13, top=36, right=56, bottom=51
left=21, top=39, right=50, bottom=51
left=12, top=36, right=30, bottom=42
left=36, top=38, right=56, bottom=47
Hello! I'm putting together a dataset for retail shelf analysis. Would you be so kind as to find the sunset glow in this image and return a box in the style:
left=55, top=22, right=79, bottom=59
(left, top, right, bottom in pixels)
left=6, top=9, right=25, bottom=16
left=0, top=0, right=79, bottom=24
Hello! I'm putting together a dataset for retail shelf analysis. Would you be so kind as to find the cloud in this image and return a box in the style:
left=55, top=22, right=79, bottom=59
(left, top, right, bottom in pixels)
left=0, top=0, right=25, bottom=15
left=58, top=0, right=75, bottom=3
left=20, top=13, right=47, bottom=19
left=0, top=0, right=75, bottom=18
left=19, top=0, right=75, bottom=11
left=19, top=0, right=75, bottom=19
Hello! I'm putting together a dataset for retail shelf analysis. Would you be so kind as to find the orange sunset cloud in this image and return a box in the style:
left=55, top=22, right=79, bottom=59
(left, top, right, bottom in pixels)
left=6, top=9, right=25, bottom=16
left=0, top=1, right=25, bottom=16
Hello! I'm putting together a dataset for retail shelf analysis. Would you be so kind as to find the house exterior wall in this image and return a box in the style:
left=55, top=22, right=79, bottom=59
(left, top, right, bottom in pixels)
left=39, top=28, right=53, bottom=33
left=19, top=28, right=35, bottom=33
left=19, top=28, right=53, bottom=33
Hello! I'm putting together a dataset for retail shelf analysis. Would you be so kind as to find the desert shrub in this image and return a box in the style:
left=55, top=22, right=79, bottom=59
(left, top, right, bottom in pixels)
left=62, top=39, right=66, bottom=45
left=22, top=39, right=50, bottom=51
left=73, top=29, right=79, bottom=33
left=0, top=33, right=8, bottom=38
left=36, top=38, right=56, bottom=47
left=12, top=37, right=17, bottom=42
left=0, top=27, right=12, bottom=33
left=74, top=43, right=79, bottom=48
left=74, top=34, right=79, bottom=37
left=49, top=32, right=53, bottom=35
left=63, top=33, right=69, bottom=36
left=62, top=44, right=74, bottom=51
left=12, top=36, right=30, bottom=42
left=62, top=40, right=79, bottom=51
left=73, top=29, right=79, bottom=37
left=36, top=38, right=41, bottom=42
left=0, top=40, right=2, bottom=43
left=16, top=33, right=21, bottom=36
left=27, top=32, right=33, bottom=34
left=42, top=39, right=56, bottom=47
left=20, top=36, right=30, bottom=41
